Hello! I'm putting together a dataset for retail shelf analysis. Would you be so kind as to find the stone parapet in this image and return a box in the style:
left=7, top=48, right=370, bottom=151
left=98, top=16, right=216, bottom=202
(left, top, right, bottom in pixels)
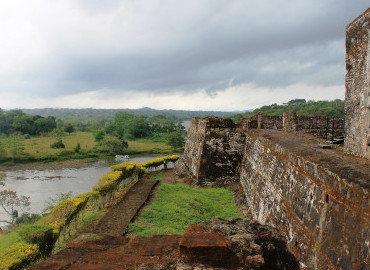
left=240, top=130, right=369, bottom=269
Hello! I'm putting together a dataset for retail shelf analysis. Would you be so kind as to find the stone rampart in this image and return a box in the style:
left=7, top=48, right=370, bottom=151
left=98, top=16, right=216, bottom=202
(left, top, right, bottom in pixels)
left=179, top=117, right=369, bottom=269
left=240, top=130, right=369, bottom=269
left=240, top=112, right=344, bottom=140
left=182, top=117, right=245, bottom=186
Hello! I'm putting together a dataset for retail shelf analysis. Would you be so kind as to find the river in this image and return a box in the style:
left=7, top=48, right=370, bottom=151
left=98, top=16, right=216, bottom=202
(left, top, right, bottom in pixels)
left=0, top=155, right=164, bottom=225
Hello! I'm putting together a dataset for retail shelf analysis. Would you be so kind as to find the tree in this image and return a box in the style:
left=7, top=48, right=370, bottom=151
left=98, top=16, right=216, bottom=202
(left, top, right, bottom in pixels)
left=64, top=123, right=75, bottom=134
left=14, top=213, right=41, bottom=224
left=148, top=115, right=177, bottom=133
left=125, top=117, right=151, bottom=139
left=51, top=128, right=64, bottom=141
left=0, top=190, right=30, bottom=224
left=106, top=112, right=133, bottom=139
left=94, top=136, right=128, bottom=155
left=94, top=129, right=106, bottom=143
left=167, top=131, right=185, bottom=150
left=34, top=116, right=57, bottom=134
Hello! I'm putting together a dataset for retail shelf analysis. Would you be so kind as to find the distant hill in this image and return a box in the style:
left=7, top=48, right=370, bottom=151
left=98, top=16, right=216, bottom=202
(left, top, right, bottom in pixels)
left=22, top=107, right=239, bottom=122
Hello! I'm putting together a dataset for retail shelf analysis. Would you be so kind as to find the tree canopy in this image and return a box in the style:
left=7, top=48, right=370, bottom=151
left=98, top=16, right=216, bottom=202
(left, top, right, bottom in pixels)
left=0, top=109, right=57, bottom=136
left=229, top=99, right=345, bottom=122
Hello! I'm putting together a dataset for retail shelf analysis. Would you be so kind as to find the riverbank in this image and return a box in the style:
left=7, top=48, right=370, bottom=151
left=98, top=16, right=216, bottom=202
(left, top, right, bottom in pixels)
left=0, top=132, right=176, bottom=167
left=0, top=154, right=180, bottom=228
left=0, top=158, right=101, bottom=171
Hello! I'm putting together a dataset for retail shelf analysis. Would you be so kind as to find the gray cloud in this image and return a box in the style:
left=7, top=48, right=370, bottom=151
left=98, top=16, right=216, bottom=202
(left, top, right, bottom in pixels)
left=0, top=0, right=368, bottom=109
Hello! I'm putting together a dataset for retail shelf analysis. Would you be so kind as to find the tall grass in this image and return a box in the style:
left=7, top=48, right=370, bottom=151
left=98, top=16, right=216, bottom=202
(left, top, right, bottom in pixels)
left=22, top=132, right=95, bottom=157
left=127, top=183, right=242, bottom=236
left=0, top=132, right=172, bottom=160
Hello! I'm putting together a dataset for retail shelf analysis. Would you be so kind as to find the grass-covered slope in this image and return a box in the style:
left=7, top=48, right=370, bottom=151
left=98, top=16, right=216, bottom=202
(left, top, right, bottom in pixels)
left=127, top=183, right=242, bottom=236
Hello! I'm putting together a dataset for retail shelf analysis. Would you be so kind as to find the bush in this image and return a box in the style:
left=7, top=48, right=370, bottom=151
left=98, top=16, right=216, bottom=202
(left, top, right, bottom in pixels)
left=94, top=136, right=127, bottom=155
left=74, top=142, right=81, bottom=153
left=48, top=191, right=98, bottom=230
left=93, top=171, right=123, bottom=195
left=140, top=155, right=179, bottom=169
left=39, top=154, right=57, bottom=162
left=50, top=139, right=65, bottom=149
left=0, top=243, right=39, bottom=270
left=18, top=224, right=57, bottom=258
left=58, top=150, right=73, bottom=158
left=14, top=214, right=42, bottom=225
left=166, top=131, right=185, bottom=150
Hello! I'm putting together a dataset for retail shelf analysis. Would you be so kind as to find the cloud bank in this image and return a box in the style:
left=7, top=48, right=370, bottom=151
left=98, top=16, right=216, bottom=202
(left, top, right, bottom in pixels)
left=0, top=0, right=368, bottom=110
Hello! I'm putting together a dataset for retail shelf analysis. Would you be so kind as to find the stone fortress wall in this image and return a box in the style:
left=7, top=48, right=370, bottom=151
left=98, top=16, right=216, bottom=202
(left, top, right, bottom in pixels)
left=179, top=9, right=369, bottom=269
left=240, top=112, right=345, bottom=140
left=345, top=8, right=370, bottom=159
left=180, top=116, right=369, bottom=269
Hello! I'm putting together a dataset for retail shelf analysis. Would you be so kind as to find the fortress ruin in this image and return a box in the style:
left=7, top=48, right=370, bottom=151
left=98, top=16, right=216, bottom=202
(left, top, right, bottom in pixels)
left=178, top=9, right=370, bottom=270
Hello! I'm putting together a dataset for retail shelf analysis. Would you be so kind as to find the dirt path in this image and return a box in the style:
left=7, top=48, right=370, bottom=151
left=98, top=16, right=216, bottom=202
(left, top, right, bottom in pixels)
left=93, top=177, right=159, bottom=236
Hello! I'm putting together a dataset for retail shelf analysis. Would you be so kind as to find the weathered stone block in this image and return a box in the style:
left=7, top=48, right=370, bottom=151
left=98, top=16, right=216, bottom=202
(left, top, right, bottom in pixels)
left=345, top=8, right=370, bottom=159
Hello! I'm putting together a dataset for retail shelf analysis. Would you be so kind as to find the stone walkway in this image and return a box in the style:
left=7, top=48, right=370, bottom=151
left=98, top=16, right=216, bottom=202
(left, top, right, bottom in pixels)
left=252, top=129, right=370, bottom=188
left=93, top=177, right=159, bottom=236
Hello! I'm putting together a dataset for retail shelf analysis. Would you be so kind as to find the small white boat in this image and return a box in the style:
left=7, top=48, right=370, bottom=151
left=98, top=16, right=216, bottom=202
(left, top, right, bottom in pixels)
left=115, top=155, right=130, bottom=160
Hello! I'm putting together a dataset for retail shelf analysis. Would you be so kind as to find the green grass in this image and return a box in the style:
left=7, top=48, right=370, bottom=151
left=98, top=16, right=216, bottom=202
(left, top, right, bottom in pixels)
left=22, top=132, right=96, bottom=157
left=125, top=139, right=172, bottom=154
left=152, top=172, right=163, bottom=181
left=0, top=132, right=173, bottom=163
left=127, top=183, right=242, bottom=236
left=0, top=230, right=26, bottom=252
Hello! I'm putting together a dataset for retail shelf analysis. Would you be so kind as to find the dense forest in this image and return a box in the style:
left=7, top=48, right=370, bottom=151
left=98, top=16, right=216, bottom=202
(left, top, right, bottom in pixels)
left=0, top=109, right=57, bottom=136
left=229, top=99, right=345, bottom=122
left=22, top=107, right=235, bottom=122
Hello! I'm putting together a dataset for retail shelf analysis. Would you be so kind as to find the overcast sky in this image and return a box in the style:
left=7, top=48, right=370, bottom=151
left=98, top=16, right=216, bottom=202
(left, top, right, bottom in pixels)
left=0, top=1, right=368, bottom=111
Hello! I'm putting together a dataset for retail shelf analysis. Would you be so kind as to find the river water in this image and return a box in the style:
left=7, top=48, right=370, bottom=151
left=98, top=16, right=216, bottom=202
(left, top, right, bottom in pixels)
left=0, top=156, right=164, bottom=225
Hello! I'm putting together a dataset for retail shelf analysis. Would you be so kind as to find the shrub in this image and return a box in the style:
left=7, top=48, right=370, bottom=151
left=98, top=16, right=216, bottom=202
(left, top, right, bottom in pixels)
left=50, top=139, right=65, bottom=149
left=47, top=191, right=98, bottom=231
left=39, top=154, right=57, bottom=161
left=93, top=171, right=123, bottom=195
left=74, top=142, right=81, bottom=153
left=93, top=136, right=127, bottom=155
left=14, top=214, right=42, bottom=225
left=57, top=150, right=73, bottom=158
left=140, top=155, right=179, bottom=169
left=0, top=243, right=39, bottom=270
left=17, top=224, right=57, bottom=258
